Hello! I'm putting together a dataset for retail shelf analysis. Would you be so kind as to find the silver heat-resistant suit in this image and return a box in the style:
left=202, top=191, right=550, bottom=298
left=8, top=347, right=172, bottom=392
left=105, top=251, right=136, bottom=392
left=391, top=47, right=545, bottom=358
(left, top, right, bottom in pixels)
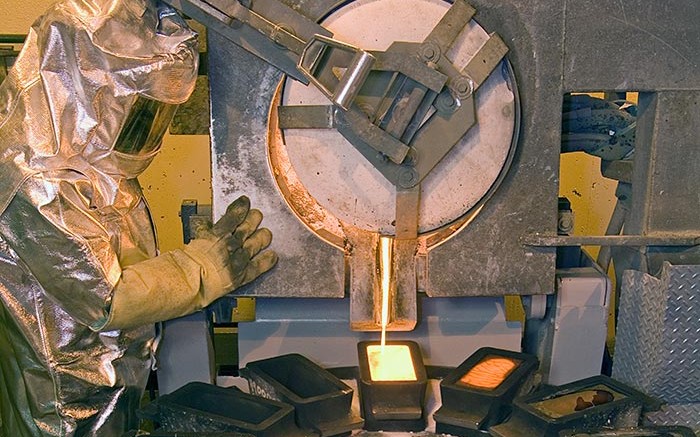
left=0, top=0, right=276, bottom=435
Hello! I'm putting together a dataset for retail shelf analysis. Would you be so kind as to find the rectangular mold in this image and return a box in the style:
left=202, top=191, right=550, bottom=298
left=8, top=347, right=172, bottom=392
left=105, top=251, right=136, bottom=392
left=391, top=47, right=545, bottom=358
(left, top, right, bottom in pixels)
left=434, top=347, right=539, bottom=435
left=241, top=353, right=363, bottom=436
left=153, top=382, right=306, bottom=437
left=357, top=340, right=428, bottom=432
left=489, top=375, right=659, bottom=437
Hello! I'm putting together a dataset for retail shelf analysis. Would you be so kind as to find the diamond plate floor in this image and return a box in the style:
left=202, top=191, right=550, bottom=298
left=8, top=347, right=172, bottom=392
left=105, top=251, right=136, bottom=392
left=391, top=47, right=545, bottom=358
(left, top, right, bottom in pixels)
left=645, top=403, right=700, bottom=434
left=613, top=263, right=700, bottom=432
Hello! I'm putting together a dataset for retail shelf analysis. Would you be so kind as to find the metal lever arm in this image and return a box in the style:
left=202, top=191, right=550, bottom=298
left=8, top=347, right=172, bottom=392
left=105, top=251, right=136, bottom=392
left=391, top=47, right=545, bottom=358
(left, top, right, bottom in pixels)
left=168, top=0, right=509, bottom=179
left=279, top=6, right=510, bottom=188
left=206, top=0, right=307, bottom=53
left=164, top=0, right=332, bottom=82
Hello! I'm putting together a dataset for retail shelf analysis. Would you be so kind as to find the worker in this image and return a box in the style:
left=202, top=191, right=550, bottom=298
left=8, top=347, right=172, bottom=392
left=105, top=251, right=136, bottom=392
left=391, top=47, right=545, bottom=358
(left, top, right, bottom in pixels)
left=0, top=0, right=277, bottom=435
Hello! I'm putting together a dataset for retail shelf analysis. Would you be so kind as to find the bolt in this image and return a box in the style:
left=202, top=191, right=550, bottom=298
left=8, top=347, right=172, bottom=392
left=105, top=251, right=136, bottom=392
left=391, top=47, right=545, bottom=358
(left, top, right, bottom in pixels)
left=443, top=96, right=455, bottom=107
left=436, top=92, right=457, bottom=113
left=451, top=76, right=473, bottom=99
left=398, top=168, right=419, bottom=188
left=558, top=213, right=574, bottom=234
left=420, top=41, right=441, bottom=62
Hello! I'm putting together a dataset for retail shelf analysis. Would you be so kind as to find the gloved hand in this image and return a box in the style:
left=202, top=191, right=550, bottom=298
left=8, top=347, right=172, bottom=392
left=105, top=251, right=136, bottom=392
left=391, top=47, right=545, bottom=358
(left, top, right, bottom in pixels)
left=189, top=195, right=277, bottom=295
left=102, top=196, right=277, bottom=331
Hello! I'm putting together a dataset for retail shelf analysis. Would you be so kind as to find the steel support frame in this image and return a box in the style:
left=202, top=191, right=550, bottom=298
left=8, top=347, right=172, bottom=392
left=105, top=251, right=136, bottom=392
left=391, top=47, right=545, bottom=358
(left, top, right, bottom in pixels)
left=205, top=0, right=699, bottom=310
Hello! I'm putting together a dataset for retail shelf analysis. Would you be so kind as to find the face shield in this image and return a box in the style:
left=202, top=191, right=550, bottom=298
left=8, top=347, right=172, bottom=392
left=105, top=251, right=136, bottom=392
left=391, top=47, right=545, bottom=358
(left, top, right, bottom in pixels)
left=0, top=0, right=199, bottom=214
left=113, top=96, right=179, bottom=156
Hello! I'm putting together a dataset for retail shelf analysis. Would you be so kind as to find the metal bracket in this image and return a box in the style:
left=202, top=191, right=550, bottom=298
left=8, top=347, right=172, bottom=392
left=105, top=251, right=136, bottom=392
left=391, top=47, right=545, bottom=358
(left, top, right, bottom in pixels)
left=169, top=0, right=510, bottom=244
left=298, top=35, right=376, bottom=111
left=174, top=0, right=515, bottom=331
left=180, top=199, right=212, bottom=243
left=280, top=1, right=507, bottom=187
left=522, top=234, right=700, bottom=247
left=345, top=227, right=417, bottom=331
left=164, top=0, right=332, bottom=82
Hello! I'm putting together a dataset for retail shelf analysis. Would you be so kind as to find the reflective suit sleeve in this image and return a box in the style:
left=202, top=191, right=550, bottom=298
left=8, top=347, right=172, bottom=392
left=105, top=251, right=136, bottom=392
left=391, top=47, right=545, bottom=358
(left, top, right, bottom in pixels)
left=0, top=177, right=276, bottom=331
left=0, top=179, right=121, bottom=329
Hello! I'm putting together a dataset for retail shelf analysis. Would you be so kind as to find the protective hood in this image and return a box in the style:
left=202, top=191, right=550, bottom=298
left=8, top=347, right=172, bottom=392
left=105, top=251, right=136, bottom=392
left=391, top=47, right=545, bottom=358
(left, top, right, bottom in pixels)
left=0, top=0, right=198, bottom=215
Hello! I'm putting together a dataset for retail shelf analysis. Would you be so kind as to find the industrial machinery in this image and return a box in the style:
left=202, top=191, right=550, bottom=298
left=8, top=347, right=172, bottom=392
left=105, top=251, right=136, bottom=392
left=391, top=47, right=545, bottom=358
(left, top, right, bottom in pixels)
left=152, top=0, right=700, bottom=434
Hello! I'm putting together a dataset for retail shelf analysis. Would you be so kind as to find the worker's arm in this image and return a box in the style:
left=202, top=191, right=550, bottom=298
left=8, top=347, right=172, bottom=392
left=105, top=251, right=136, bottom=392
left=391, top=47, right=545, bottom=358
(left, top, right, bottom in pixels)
left=104, top=195, right=277, bottom=330
left=0, top=174, right=276, bottom=331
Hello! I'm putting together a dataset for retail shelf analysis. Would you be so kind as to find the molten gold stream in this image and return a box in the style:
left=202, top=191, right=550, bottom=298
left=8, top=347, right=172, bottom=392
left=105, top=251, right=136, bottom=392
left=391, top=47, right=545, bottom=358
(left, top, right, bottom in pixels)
left=366, top=237, right=418, bottom=381
left=379, top=236, right=393, bottom=348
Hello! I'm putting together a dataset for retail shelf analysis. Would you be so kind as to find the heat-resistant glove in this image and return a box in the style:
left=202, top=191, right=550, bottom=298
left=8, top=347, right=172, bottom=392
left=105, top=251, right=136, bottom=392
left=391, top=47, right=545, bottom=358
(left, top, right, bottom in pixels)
left=102, top=196, right=277, bottom=330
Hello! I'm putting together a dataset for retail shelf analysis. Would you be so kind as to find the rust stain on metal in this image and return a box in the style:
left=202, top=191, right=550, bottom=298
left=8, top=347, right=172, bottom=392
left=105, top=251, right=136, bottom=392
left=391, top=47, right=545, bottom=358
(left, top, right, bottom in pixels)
left=267, top=80, right=346, bottom=248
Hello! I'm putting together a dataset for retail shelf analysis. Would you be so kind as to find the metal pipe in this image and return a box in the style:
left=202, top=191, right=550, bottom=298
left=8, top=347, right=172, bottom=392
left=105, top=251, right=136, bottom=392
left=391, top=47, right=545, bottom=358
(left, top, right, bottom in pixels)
left=596, top=196, right=627, bottom=272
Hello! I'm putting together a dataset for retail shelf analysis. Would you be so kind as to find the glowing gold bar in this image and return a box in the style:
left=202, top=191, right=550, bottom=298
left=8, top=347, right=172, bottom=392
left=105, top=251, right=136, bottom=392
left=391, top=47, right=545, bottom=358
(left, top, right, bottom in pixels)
left=367, top=344, right=417, bottom=381
left=458, top=356, right=521, bottom=389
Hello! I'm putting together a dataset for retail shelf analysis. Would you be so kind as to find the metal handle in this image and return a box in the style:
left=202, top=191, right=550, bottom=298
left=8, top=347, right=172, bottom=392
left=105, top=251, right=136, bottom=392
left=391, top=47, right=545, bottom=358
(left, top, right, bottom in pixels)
left=299, top=34, right=375, bottom=111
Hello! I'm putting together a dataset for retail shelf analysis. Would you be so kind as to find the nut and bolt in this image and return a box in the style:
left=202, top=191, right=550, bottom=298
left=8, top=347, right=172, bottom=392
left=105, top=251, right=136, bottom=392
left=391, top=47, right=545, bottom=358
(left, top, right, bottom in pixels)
left=420, top=41, right=442, bottom=63
left=398, top=168, right=419, bottom=188
left=451, top=76, right=474, bottom=99
left=436, top=92, right=457, bottom=113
